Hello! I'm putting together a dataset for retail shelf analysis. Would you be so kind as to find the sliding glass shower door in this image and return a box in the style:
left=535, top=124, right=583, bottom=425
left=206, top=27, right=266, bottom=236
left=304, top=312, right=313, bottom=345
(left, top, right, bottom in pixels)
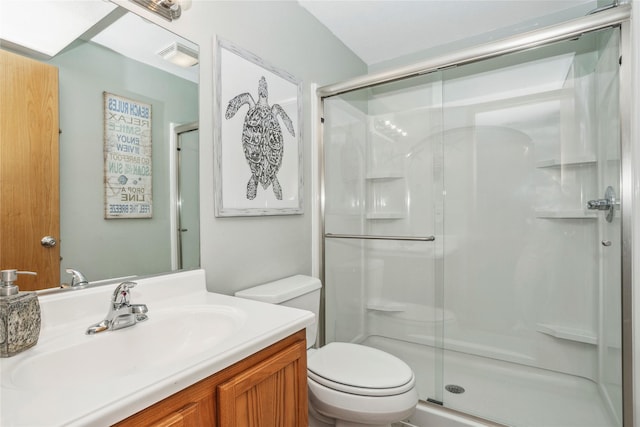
left=322, top=24, right=624, bottom=427
left=323, top=73, right=446, bottom=403
left=439, top=27, right=622, bottom=426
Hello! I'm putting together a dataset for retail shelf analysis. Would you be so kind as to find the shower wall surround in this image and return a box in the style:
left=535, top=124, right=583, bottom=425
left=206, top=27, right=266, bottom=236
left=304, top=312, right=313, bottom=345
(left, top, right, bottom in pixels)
left=323, top=27, right=624, bottom=427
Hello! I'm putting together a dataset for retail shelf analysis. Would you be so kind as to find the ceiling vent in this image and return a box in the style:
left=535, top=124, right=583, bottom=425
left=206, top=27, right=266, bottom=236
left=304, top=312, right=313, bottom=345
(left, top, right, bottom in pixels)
left=158, top=42, right=198, bottom=68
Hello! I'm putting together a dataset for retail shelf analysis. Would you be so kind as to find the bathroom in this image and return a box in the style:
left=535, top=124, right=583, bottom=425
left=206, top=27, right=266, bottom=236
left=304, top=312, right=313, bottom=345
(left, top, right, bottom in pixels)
left=0, top=0, right=639, bottom=426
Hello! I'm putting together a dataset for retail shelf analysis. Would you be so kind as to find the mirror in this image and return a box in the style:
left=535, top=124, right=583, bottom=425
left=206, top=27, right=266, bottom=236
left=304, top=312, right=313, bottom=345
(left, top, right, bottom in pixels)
left=1, top=3, right=199, bottom=286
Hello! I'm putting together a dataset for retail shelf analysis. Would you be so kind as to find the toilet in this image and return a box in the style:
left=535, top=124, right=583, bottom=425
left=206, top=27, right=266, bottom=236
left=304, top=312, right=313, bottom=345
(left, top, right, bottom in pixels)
left=235, top=275, right=418, bottom=427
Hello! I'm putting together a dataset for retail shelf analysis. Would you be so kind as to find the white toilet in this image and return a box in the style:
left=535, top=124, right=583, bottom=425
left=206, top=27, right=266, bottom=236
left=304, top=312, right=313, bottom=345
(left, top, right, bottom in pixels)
left=235, top=275, right=418, bottom=427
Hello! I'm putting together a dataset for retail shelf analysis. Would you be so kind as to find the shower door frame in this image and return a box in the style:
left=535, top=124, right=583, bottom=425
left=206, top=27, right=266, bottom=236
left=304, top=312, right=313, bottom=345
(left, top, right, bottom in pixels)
left=317, top=5, right=633, bottom=426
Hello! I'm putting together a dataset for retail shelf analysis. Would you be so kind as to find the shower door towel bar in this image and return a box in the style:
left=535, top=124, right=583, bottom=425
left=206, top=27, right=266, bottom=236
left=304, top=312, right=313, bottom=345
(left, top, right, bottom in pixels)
left=324, top=233, right=435, bottom=242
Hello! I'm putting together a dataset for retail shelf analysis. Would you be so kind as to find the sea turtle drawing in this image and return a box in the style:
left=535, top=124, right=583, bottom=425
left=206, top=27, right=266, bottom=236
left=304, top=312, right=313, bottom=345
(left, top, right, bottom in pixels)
left=225, top=76, right=295, bottom=200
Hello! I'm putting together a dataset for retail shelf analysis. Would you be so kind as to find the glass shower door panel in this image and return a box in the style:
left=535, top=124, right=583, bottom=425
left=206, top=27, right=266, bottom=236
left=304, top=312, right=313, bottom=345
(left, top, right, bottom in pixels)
left=441, top=28, right=621, bottom=427
left=323, top=73, right=446, bottom=404
left=594, top=28, right=622, bottom=425
left=324, top=237, right=441, bottom=402
left=323, top=96, right=368, bottom=236
left=323, top=74, right=443, bottom=238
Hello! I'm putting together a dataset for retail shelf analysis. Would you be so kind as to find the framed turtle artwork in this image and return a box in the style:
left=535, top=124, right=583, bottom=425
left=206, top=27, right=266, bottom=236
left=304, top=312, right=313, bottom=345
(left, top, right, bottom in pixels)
left=214, top=38, right=303, bottom=216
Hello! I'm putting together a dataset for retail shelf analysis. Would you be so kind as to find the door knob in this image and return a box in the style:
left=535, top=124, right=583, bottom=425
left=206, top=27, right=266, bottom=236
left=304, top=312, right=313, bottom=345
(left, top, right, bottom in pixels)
left=41, top=236, right=57, bottom=248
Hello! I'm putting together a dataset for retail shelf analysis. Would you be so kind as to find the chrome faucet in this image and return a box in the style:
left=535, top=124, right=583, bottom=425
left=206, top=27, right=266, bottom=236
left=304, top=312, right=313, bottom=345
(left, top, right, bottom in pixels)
left=62, top=268, right=89, bottom=289
left=86, top=281, right=148, bottom=335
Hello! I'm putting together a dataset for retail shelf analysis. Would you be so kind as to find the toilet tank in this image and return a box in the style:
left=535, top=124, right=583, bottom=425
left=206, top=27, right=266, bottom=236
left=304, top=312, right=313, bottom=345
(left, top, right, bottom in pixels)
left=235, top=275, right=321, bottom=348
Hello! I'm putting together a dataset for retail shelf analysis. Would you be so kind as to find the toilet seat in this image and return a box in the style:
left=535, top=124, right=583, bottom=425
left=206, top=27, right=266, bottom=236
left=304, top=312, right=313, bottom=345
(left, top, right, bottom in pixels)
left=307, top=342, right=415, bottom=397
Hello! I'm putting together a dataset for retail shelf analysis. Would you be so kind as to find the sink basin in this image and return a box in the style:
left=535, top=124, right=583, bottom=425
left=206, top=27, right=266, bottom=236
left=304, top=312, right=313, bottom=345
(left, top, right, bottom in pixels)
left=5, top=305, right=246, bottom=390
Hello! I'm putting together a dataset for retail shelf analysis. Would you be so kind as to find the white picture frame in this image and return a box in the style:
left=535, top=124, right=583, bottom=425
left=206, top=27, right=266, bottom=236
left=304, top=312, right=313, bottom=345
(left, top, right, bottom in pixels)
left=214, top=38, right=303, bottom=217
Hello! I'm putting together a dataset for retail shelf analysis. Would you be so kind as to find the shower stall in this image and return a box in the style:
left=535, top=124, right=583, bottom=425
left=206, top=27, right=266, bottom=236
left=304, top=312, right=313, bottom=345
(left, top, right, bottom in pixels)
left=319, top=7, right=632, bottom=427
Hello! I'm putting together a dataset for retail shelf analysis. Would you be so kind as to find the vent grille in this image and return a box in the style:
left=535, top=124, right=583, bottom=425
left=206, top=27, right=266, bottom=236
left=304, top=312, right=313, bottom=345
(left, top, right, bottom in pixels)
left=157, top=42, right=198, bottom=67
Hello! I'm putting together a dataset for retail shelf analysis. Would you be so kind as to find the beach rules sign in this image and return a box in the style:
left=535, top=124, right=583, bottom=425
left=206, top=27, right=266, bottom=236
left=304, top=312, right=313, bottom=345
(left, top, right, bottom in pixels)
left=103, top=92, right=153, bottom=219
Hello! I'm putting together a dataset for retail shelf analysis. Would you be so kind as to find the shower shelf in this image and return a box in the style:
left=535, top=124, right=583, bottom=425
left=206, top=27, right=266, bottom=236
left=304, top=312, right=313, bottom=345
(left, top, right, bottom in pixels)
left=535, top=209, right=597, bottom=219
left=536, top=155, right=597, bottom=168
left=366, top=212, right=405, bottom=219
left=536, top=323, right=597, bottom=345
left=365, top=172, right=404, bottom=180
left=366, top=300, right=407, bottom=312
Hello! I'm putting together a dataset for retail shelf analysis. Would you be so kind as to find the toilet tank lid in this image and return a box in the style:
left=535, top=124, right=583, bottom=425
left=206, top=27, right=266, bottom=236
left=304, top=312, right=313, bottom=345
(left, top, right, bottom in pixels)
left=234, top=275, right=321, bottom=304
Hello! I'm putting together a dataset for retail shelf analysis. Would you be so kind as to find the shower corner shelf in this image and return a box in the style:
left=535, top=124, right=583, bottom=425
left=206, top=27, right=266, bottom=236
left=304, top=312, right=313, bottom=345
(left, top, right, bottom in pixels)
left=365, top=171, right=404, bottom=180
left=535, top=209, right=597, bottom=219
left=536, top=155, right=597, bottom=168
left=366, top=299, right=407, bottom=312
left=366, top=211, right=405, bottom=220
left=536, top=323, right=597, bottom=345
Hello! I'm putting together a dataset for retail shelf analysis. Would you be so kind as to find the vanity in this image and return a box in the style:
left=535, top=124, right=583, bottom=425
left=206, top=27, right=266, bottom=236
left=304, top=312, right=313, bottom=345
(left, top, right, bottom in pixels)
left=0, top=269, right=314, bottom=426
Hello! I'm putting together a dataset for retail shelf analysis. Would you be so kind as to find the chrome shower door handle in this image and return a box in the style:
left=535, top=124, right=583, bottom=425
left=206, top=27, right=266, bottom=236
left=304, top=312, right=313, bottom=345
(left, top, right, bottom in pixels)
left=586, top=186, right=617, bottom=223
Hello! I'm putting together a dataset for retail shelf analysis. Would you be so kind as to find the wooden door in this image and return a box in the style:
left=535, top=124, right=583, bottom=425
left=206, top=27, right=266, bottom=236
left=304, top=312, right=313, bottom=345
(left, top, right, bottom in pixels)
left=218, top=340, right=308, bottom=427
left=0, top=50, right=60, bottom=290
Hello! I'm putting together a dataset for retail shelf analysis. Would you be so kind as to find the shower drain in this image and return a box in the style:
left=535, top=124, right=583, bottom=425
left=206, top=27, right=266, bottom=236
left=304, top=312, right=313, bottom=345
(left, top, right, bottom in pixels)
left=445, top=384, right=466, bottom=394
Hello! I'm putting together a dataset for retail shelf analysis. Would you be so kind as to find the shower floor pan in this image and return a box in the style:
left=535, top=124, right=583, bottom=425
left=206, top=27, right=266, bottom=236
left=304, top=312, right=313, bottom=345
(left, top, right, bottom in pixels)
left=363, top=336, right=618, bottom=427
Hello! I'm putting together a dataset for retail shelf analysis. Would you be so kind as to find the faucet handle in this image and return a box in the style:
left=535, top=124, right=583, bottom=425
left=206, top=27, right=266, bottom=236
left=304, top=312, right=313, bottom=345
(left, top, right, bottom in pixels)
left=112, top=281, right=137, bottom=306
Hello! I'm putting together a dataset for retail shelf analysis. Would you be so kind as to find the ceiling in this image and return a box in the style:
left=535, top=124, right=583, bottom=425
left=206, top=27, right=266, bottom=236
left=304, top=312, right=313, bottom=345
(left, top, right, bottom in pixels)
left=1, top=0, right=599, bottom=80
left=1, top=0, right=117, bottom=58
left=0, top=0, right=198, bottom=82
left=298, top=0, right=597, bottom=66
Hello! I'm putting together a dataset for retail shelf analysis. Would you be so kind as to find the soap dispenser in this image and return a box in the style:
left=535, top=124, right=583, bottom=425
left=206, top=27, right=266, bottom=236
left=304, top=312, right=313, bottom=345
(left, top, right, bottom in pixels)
left=0, top=269, right=41, bottom=357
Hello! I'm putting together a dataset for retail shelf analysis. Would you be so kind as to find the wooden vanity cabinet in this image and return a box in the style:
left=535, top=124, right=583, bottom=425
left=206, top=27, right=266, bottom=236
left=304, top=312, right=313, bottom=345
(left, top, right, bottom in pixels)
left=114, top=330, right=308, bottom=427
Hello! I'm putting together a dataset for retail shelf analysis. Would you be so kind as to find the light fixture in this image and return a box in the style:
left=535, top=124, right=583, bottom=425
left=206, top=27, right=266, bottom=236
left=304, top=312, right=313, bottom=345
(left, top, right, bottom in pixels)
left=158, top=42, right=199, bottom=67
left=129, top=0, right=191, bottom=21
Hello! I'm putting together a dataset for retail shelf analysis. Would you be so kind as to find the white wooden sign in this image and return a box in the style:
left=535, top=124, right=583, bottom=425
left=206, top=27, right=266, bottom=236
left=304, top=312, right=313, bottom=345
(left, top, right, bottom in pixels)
left=103, top=92, right=153, bottom=219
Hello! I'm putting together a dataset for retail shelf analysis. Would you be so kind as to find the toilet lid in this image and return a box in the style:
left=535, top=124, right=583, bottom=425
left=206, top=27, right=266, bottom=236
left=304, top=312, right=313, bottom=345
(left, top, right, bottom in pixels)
left=307, top=342, right=415, bottom=397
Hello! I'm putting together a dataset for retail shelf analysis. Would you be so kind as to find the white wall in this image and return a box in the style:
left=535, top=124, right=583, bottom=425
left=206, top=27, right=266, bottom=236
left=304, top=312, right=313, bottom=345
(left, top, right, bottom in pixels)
left=110, top=0, right=366, bottom=295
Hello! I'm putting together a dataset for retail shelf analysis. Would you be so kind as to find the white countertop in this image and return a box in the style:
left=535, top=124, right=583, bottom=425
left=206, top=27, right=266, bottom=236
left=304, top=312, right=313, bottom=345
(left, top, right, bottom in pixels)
left=0, top=269, right=314, bottom=426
